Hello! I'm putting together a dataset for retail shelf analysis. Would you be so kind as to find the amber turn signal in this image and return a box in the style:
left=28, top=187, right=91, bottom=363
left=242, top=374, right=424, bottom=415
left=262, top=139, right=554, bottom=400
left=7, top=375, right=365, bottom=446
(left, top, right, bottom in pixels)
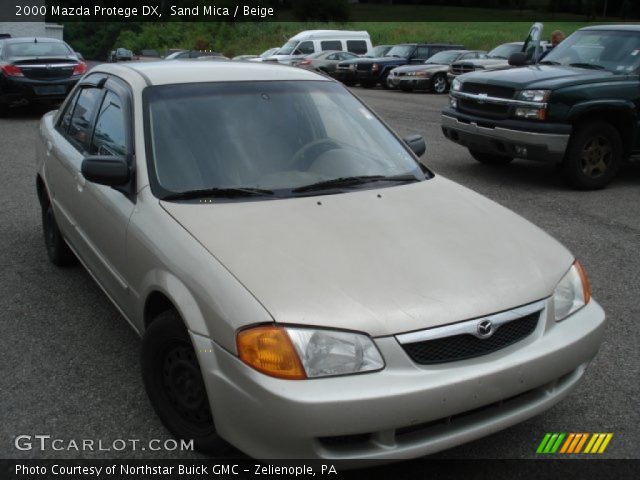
left=236, top=325, right=306, bottom=380
left=574, top=260, right=591, bottom=304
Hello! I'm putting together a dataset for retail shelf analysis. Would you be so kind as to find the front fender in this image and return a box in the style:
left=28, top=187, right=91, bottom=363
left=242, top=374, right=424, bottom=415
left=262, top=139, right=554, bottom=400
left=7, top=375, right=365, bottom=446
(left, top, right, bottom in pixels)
left=567, top=99, right=637, bottom=122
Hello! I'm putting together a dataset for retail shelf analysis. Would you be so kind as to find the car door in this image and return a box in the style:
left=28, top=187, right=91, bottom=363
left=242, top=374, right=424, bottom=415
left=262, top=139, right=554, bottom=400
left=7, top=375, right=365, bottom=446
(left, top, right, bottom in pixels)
left=50, top=76, right=136, bottom=315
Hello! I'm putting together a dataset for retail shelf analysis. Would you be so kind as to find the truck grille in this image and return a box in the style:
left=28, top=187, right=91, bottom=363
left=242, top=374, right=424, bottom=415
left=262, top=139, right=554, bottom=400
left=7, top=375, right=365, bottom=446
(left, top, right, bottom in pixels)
left=450, top=63, right=475, bottom=75
left=461, top=82, right=515, bottom=99
left=458, top=99, right=510, bottom=119
left=401, top=311, right=540, bottom=364
left=356, top=63, right=372, bottom=72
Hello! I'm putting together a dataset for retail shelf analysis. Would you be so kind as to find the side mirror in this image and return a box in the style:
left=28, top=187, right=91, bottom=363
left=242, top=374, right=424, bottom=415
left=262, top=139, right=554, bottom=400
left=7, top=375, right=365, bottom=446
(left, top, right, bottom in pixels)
left=508, top=52, right=527, bottom=66
left=81, top=155, right=130, bottom=186
left=403, top=134, right=426, bottom=157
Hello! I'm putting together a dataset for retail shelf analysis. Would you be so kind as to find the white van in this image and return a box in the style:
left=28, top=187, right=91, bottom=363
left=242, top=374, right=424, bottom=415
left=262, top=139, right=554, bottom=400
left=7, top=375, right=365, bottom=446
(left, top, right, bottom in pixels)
left=268, top=30, right=372, bottom=65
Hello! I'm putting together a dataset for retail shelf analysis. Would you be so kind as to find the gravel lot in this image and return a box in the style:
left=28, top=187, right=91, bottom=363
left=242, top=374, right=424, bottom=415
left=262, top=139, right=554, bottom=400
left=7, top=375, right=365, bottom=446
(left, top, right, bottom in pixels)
left=0, top=79, right=638, bottom=463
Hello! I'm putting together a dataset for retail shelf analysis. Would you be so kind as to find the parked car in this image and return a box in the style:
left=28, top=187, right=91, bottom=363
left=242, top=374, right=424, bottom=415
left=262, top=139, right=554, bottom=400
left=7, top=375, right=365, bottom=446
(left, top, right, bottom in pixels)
left=36, top=60, right=605, bottom=460
left=232, top=54, right=258, bottom=61
left=448, top=24, right=551, bottom=83
left=247, top=47, right=280, bottom=63
left=331, top=44, right=395, bottom=86
left=110, top=48, right=133, bottom=62
left=441, top=24, right=640, bottom=189
left=0, top=37, right=87, bottom=116
left=296, top=50, right=359, bottom=73
left=267, top=30, right=372, bottom=65
left=165, top=50, right=225, bottom=60
left=351, top=43, right=464, bottom=88
left=388, top=50, right=486, bottom=93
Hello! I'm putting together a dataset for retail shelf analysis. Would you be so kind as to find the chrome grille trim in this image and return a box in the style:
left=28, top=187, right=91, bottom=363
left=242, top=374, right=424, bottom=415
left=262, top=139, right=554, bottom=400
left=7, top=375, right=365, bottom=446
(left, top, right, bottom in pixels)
left=395, top=299, right=547, bottom=344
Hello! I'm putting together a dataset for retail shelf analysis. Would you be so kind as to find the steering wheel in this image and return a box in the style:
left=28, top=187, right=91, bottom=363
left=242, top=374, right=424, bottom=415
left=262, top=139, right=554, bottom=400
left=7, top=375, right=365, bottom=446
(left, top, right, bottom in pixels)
left=290, top=138, right=342, bottom=170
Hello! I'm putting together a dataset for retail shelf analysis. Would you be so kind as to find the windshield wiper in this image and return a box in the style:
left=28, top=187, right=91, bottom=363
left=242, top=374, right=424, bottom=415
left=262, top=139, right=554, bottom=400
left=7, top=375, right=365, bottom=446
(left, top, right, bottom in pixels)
left=539, top=60, right=560, bottom=65
left=162, top=187, right=275, bottom=201
left=569, top=62, right=605, bottom=70
left=292, top=174, right=419, bottom=194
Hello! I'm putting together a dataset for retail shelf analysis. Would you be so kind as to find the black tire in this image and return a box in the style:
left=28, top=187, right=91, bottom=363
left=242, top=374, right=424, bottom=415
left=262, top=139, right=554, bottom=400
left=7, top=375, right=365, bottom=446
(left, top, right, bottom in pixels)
left=360, top=79, right=375, bottom=89
left=42, top=202, right=76, bottom=266
left=0, top=101, right=8, bottom=118
left=469, top=149, right=514, bottom=165
left=381, top=73, right=392, bottom=89
left=343, top=80, right=356, bottom=87
left=561, top=120, right=623, bottom=190
left=430, top=73, right=448, bottom=94
left=141, top=310, right=229, bottom=454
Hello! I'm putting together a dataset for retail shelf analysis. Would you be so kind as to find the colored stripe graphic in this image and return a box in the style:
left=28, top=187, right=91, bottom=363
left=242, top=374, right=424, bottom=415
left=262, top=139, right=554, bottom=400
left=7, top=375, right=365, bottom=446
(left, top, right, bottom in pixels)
left=538, top=433, right=613, bottom=454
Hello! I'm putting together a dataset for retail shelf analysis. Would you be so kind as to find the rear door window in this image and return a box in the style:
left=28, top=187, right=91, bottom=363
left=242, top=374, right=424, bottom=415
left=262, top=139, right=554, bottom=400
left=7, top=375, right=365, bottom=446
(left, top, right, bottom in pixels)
left=414, top=46, right=430, bottom=60
left=346, top=40, right=368, bottom=55
left=67, top=87, right=102, bottom=151
left=321, top=40, right=342, bottom=51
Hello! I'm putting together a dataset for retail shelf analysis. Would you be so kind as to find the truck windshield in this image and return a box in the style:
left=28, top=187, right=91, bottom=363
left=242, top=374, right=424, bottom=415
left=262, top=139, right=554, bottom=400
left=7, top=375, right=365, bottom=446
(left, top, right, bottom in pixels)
left=386, top=45, right=414, bottom=58
left=543, top=29, right=640, bottom=73
left=144, top=81, right=426, bottom=198
left=487, top=44, right=522, bottom=59
left=277, top=41, right=298, bottom=55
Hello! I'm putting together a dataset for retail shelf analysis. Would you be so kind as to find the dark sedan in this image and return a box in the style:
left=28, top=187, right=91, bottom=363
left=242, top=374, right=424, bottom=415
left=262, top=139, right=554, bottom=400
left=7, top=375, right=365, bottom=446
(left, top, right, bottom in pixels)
left=0, top=37, right=86, bottom=116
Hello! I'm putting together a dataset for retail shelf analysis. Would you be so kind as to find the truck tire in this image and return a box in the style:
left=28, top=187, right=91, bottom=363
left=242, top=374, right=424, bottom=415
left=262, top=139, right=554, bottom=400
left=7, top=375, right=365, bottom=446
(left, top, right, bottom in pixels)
left=381, top=73, right=392, bottom=89
left=141, top=310, right=231, bottom=454
left=469, top=149, right=513, bottom=165
left=360, top=80, right=375, bottom=89
left=561, top=121, right=623, bottom=190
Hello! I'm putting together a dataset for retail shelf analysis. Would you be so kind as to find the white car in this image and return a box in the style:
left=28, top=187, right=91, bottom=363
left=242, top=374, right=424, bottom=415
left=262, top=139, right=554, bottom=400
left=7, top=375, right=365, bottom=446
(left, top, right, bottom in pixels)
left=35, top=60, right=606, bottom=461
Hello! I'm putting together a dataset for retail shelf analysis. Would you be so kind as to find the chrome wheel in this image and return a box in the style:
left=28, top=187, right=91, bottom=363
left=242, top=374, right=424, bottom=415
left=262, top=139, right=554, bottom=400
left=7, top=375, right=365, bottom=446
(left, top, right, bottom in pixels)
left=432, top=74, right=448, bottom=94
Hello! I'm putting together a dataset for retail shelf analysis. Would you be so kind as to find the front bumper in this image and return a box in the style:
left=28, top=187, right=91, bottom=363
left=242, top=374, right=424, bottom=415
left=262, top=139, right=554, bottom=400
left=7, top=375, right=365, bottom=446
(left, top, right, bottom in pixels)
left=0, top=74, right=79, bottom=104
left=441, top=108, right=571, bottom=162
left=192, top=298, right=605, bottom=461
left=396, top=77, right=430, bottom=89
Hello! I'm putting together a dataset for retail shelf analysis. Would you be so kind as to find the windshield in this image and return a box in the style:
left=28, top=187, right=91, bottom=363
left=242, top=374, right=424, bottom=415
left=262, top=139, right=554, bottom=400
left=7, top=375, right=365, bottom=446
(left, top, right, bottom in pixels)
left=144, top=81, right=424, bottom=197
left=487, top=43, right=522, bottom=59
left=7, top=42, right=72, bottom=57
left=277, top=40, right=298, bottom=55
left=369, top=45, right=391, bottom=57
left=425, top=51, right=460, bottom=64
left=260, top=48, right=278, bottom=58
left=385, top=45, right=414, bottom=58
left=543, top=29, right=640, bottom=73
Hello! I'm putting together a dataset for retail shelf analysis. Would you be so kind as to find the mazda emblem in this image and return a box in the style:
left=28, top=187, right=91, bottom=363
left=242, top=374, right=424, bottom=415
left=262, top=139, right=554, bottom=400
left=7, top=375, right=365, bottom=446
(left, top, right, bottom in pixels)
left=477, top=319, right=493, bottom=338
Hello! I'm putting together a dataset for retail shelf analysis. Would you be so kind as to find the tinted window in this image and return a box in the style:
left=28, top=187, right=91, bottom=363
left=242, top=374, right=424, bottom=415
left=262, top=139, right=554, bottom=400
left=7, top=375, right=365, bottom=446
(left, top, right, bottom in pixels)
left=297, top=41, right=314, bottom=55
left=340, top=52, right=357, bottom=60
left=58, top=89, right=81, bottom=134
left=67, top=88, right=102, bottom=150
left=321, top=41, right=342, bottom=51
left=347, top=40, right=368, bottom=55
left=7, top=42, right=71, bottom=57
left=91, top=91, right=127, bottom=156
left=415, top=47, right=431, bottom=59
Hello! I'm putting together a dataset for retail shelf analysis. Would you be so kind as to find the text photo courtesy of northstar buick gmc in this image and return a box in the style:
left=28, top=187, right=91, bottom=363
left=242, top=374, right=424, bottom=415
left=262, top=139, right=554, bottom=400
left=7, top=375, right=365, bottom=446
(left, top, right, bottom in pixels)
left=35, top=60, right=605, bottom=461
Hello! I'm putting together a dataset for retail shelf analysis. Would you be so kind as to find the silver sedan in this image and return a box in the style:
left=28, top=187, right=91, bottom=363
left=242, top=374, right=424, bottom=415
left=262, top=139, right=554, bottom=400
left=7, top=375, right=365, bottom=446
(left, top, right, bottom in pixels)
left=35, top=61, right=606, bottom=461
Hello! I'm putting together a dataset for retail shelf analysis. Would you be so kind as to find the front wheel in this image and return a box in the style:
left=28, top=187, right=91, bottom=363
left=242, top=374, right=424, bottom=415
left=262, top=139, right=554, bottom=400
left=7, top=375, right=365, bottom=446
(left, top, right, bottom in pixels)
left=561, top=121, right=622, bottom=190
left=431, top=73, right=448, bottom=94
left=141, top=310, right=229, bottom=454
left=360, top=79, right=375, bottom=89
left=469, top=149, right=513, bottom=165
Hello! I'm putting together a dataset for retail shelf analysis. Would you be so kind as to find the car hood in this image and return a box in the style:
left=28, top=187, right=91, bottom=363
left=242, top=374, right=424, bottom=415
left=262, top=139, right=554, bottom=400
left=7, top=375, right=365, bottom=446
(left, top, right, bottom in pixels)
left=455, top=58, right=509, bottom=68
left=161, top=177, right=572, bottom=337
left=393, top=64, right=447, bottom=74
left=459, top=65, right=619, bottom=90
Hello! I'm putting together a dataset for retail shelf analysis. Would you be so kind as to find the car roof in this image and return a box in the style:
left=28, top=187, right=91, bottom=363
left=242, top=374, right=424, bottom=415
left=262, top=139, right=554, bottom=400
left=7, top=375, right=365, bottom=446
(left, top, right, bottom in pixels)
left=1, top=37, right=66, bottom=44
left=93, top=61, right=329, bottom=86
left=580, top=24, right=640, bottom=32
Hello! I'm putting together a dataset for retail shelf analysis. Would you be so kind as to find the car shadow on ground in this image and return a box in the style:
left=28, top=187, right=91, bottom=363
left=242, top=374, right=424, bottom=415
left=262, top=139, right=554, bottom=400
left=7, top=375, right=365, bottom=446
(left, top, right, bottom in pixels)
left=445, top=157, right=640, bottom=193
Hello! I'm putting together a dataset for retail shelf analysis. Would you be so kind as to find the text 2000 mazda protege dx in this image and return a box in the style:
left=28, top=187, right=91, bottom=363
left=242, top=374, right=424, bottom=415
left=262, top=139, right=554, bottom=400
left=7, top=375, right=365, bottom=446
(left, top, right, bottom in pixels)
left=35, top=61, right=606, bottom=461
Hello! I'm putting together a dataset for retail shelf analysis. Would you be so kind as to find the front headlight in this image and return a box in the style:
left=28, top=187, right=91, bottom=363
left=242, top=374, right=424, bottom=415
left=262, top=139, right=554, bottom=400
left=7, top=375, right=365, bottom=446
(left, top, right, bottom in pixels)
left=553, top=261, right=591, bottom=322
left=237, top=325, right=384, bottom=379
left=452, top=77, right=461, bottom=91
left=415, top=71, right=429, bottom=77
left=517, top=89, right=551, bottom=103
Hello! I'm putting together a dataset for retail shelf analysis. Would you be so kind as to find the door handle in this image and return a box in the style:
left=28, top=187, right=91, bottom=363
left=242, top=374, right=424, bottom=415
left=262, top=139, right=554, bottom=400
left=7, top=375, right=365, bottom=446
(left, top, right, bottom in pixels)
left=46, top=141, right=53, bottom=156
left=76, top=172, right=86, bottom=191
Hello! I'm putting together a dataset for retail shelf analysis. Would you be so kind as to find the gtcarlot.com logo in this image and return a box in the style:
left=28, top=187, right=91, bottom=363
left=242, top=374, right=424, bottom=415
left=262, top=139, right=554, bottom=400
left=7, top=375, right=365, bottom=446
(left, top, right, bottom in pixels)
left=536, top=433, right=613, bottom=455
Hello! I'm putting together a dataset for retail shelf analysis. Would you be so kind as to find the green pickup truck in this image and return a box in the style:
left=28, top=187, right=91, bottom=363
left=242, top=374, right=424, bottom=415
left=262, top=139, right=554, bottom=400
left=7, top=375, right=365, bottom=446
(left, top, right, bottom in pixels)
left=441, top=24, right=640, bottom=189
